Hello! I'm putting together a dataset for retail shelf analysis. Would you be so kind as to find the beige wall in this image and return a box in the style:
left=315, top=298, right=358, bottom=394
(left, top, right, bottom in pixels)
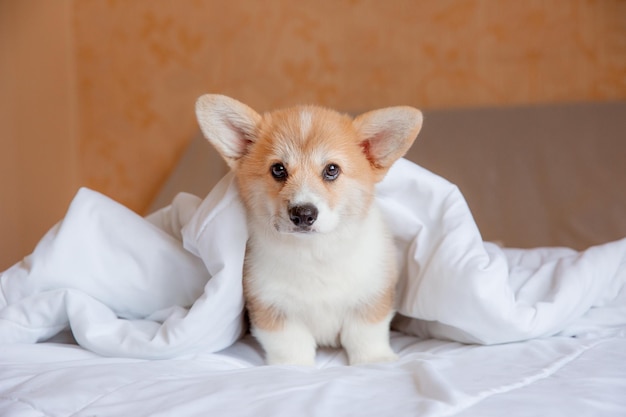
left=1, top=0, right=625, bottom=269
left=0, top=0, right=77, bottom=270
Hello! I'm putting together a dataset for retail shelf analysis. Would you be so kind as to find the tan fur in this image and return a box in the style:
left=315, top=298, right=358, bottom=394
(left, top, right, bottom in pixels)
left=242, top=247, right=285, bottom=331
left=245, top=293, right=285, bottom=332
left=360, top=276, right=398, bottom=324
left=196, top=94, right=423, bottom=365
left=236, top=106, right=378, bottom=220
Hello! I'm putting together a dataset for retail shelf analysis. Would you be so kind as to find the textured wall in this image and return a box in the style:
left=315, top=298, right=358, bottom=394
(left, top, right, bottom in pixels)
left=0, top=0, right=77, bottom=270
left=73, top=0, right=626, bottom=214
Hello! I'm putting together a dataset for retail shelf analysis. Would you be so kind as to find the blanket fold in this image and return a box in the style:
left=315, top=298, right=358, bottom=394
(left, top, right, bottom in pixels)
left=1, top=159, right=625, bottom=358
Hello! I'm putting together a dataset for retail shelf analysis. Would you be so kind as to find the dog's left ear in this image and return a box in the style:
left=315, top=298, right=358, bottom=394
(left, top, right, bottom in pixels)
left=353, top=107, right=423, bottom=180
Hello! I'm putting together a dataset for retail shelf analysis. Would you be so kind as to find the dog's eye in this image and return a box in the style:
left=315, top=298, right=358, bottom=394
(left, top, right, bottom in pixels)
left=322, top=163, right=341, bottom=181
left=270, top=163, right=288, bottom=181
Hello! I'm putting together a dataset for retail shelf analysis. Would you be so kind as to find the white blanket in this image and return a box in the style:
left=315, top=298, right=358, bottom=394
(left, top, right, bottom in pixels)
left=1, top=159, right=625, bottom=358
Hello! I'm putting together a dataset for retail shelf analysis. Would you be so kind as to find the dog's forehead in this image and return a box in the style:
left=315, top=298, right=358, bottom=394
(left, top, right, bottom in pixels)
left=259, top=106, right=356, bottom=163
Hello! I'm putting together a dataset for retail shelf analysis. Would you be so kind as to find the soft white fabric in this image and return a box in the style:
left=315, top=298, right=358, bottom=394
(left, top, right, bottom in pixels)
left=2, top=332, right=625, bottom=417
left=1, top=159, right=625, bottom=358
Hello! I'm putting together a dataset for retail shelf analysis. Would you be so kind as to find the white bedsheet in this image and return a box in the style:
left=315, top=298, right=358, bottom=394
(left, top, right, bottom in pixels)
left=1, top=158, right=625, bottom=416
left=1, top=332, right=625, bottom=416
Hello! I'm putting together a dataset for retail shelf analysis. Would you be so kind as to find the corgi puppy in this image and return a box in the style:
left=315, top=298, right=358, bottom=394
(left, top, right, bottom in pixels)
left=195, top=95, right=422, bottom=366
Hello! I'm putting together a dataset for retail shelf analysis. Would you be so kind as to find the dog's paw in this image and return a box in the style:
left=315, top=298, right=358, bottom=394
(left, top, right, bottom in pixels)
left=348, top=346, right=398, bottom=365
left=253, top=322, right=317, bottom=366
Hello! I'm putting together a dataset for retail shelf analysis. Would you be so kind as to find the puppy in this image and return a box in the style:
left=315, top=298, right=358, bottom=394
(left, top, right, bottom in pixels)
left=195, top=95, right=422, bottom=366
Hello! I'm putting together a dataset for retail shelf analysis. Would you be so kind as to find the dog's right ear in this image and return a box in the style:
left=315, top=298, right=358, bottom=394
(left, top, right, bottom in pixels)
left=195, top=94, right=262, bottom=168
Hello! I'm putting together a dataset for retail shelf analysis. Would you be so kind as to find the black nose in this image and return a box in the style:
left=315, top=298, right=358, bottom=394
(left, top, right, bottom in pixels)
left=289, top=204, right=318, bottom=227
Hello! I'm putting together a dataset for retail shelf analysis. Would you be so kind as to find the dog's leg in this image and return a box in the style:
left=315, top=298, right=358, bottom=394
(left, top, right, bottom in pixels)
left=341, top=313, right=397, bottom=365
left=253, top=321, right=317, bottom=366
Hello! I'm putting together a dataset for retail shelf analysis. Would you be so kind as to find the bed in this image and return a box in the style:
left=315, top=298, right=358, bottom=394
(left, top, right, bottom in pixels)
left=1, top=101, right=625, bottom=416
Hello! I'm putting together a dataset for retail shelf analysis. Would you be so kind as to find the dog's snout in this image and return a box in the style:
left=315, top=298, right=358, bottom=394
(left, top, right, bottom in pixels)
left=289, top=204, right=318, bottom=227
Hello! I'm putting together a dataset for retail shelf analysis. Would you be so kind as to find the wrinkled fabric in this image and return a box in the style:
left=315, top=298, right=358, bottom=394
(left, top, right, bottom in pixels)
left=1, top=159, right=625, bottom=358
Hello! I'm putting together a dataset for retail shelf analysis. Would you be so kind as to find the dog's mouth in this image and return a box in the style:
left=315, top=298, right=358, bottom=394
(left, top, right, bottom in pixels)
left=272, top=220, right=318, bottom=235
left=290, top=226, right=316, bottom=234
left=274, top=223, right=317, bottom=235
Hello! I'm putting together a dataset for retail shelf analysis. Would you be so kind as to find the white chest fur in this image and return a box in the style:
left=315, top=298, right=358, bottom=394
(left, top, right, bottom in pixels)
left=244, top=205, right=396, bottom=350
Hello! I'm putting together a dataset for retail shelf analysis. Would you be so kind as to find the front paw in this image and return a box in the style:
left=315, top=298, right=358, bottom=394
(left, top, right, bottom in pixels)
left=341, top=315, right=398, bottom=366
left=252, top=323, right=317, bottom=366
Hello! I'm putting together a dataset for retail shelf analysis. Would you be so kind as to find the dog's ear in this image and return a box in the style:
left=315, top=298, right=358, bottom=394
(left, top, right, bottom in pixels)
left=353, top=107, right=423, bottom=180
left=195, top=94, right=262, bottom=168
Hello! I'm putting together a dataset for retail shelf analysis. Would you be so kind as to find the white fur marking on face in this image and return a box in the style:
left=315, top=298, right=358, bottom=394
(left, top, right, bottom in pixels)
left=299, top=109, right=313, bottom=140
left=291, top=184, right=317, bottom=207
